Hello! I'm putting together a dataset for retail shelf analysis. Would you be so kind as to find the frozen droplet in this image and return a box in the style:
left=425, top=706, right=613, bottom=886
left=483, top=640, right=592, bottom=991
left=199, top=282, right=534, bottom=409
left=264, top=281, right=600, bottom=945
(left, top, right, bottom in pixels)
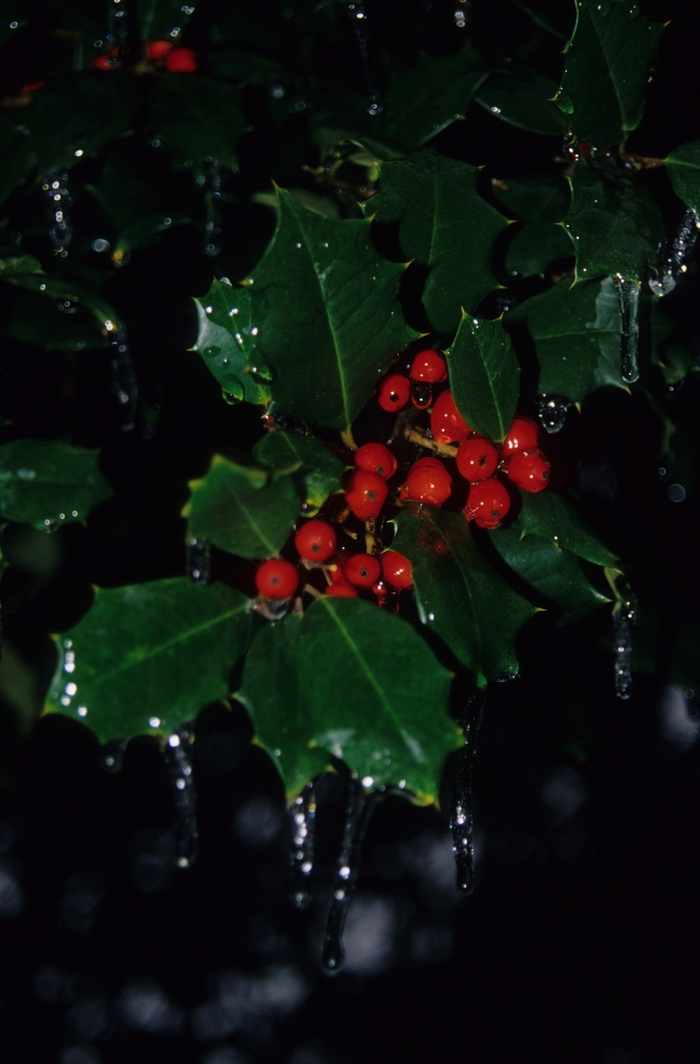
left=450, top=692, right=484, bottom=893
left=536, top=394, right=572, bottom=434
left=148, top=717, right=161, bottom=728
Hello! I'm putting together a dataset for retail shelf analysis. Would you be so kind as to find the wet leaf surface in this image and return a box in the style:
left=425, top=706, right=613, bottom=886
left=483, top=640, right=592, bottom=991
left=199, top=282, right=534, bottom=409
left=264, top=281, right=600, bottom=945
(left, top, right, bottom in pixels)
left=193, top=282, right=271, bottom=405
left=149, top=75, right=245, bottom=169
left=0, top=440, right=113, bottom=530
left=446, top=315, right=520, bottom=442
left=518, top=490, right=619, bottom=568
left=476, top=70, right=566, bottom=137
left=253, top=431, right=346, bottom=510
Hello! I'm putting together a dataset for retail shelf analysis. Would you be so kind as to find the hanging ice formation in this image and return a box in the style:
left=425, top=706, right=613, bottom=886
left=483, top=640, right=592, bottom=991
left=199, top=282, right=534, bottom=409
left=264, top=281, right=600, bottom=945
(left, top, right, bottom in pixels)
left=163, top=728, right=198, bottom=869
left=109, top=322, right=138, bottom=431
left=614, top=274, right=641, bottom=385
left=649, top=208, right=700, bottom=297
left=187, top=538, right=211, bottom=585
left=450, top=691, right=485, bottom=894
left=203, top=160, right=223, bottom=257
left=289, top=780, right=317, bottom=910
left=344, top=3, right=383, bottom=116
left=42, top=171, right=72, bottom=257
left=613, top=599, right=636, bottom=701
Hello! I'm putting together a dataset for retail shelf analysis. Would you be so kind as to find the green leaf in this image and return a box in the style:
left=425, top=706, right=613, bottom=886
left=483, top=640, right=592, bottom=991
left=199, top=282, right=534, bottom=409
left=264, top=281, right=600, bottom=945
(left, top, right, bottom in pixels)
left=505, top=277, right=625, bottom=403
left=489, top=519, right=610, bottom=624
left=193, top=283, right=271, bottom=405
left=238, top=615, right=329, bottom=796
left=518, top=490, right=619, bottom=567
left=0, top=256, right=42, bottom=277
left=243, top=189, right=418, bottom=431
left=445, top=314, right=520, bottom=442
left=491, top=172, right=571, bottom=223
left=149, top=76, right=246, bottom=169
left=564, top=159, right=664, bottom=283
left=556, top=0, right=664, bottom=146
left=391, top=505, right=537, bottom=686
left=665, top=142, right=700, bottom=215
left=476, top=70, right=567, bottom=137
left=296, top=597, right=459, bottom=801
left=185, top=456, right=300, bottom=560
left=253, top=431, right=345, bottom=510
left=0, top=121, right=33, bottom=206
left=506, top=222, right=575, bottom=276
left=372, top=44, right=487, bottom=148
left=136, top=0, right=197, bottom=41
left=46, top=578, right=251, bottom=743
left=371, top=151, right=508, bottom=334
left=0, top=440, right=113, bottom=530
left=506, top=0, right=574, bottom=39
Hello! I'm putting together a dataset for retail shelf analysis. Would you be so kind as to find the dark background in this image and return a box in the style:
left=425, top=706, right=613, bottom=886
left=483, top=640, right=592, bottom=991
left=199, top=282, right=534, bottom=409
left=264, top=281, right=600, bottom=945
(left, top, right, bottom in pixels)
left=0, top=1, right=699, bottom=1062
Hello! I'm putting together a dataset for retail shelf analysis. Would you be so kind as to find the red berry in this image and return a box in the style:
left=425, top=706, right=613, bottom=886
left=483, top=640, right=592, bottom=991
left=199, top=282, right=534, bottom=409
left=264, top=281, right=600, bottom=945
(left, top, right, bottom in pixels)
left=456, top=435, right=499, bottom=483
left=354, top=442, right=397, bottom=480
left=344, top=553, right=381, bottom=589
left=295, top=519, right=337, bottom=562
left=381, top=551, right=413, bottom=590
left=326, top=551, right=349, bottom=584
left=93, top=53, right=122, bottom=70
left=325, top=583, right=358, bottom=598
left=505, top=448, right=551, bottom=493
left=148, top=40, right=173, bottom=61
left=255, top=558, right=299, bottom=600
left=345, top=470, right=388, bottom=521
left=409, top=349, right=447, bottom=383
left=430, top=389, right=470, bottom=444
left=503, top=417, right=539, bottom=455
left=464, top=479, right=511, bottom=529
left=377, top=374, right=410, bottom=412
left=405, top=459, right=452, bottom=506
left=166, top=47, right=197, bottom=72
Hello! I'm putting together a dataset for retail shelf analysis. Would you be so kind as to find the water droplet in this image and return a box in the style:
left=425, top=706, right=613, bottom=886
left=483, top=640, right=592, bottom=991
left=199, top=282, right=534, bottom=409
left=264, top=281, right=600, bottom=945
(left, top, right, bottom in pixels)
left=536, top=394, right=572, bottom=434
left=668, top=483, right=686, bottom=502
left=612, top=598, right=636, bottom=700
left=148, top=717, right=161, bottom=728
left=187, top=538, right=211, bottom=584
left=450, top=692, right=484, bottom=894
left=556, top=89, right=575, bottom=115
left=289, top=781, right=317, bottom=909
left=164, top=727, right=198, bottom=869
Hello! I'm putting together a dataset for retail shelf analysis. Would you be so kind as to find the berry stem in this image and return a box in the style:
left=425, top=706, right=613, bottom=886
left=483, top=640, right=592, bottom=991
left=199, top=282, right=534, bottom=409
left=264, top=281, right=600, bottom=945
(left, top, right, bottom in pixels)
left=403, top=426, right=458, bottom=458
left=341, top=427, right=358, bottom=452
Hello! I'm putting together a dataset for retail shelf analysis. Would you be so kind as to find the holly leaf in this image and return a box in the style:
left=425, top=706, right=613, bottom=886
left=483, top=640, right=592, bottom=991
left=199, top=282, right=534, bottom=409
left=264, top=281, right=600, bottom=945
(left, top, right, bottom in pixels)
left=506, top=0, right=574, bottom=39
left=391, top=505, right=537, bottom=687
left=476, top=70, right=567, bottom=137
left=184, top=456, right=300, bottom=560
left=491, top=172, right=571, bottom=223
left=238, top=614, right=329, bottom=797
left=136, top=0, right=197, bottom=41
left=0, top=440, right=113, bottom=530
left=241, top=189, right=418, bottom=431
left=556, top=0, right=665, bottom=146
left=445, top=314, right=520, bottom=442
left=489, top=519, right=610, bottom=624
left=295, top=597, right=459, bottom=802
left=518, top=490, right=619, bottom=567
left=505, top=277, right=625, bottom=403
left=506, top=222, right=575, bottom=276
left=371, top=151, right=508, bottom=334
left=564, top=159, right=664, bottom=283
left=193, top=282, right=271, bottom=405
left=46, top=578, right=251, bottom=743
left=149, top=75, right=246, bottom=169
left=665, top=142, right=700, bottom=215
left=253, top=431, right=346, bottom=510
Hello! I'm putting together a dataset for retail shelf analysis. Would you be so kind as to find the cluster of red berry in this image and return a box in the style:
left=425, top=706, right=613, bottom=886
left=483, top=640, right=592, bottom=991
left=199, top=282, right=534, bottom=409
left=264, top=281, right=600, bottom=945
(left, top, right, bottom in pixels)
left=253, top=345, right=552, bottom=607
left=93, top=41, right=197, bottom=72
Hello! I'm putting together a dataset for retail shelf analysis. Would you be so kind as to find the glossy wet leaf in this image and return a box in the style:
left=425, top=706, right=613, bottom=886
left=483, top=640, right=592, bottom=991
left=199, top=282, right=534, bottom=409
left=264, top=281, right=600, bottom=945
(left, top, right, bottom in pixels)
left=476, top=70, right=566, bottom=137
left=518, top=491, right=619, bottom=567
left=491, top=172, right=571, bottom=223
left=446, top=315, right=520, bottom=442
left=253, top=431, right=345, bottom=510
left=0, top=440, right=113, bottom=530
left=243, top=189, right=418, bottom=431
left=489, top=519, right=610, bottom=624
left=556, top=0, right=664, bottom=146
left=506, top=222, right=575, bottom=276
left=193, top=282, right=271, bottom=405
left=371, top=151, right=508, bottom=334
left=392, top=505, right=537, bottom=687
left=149, top=75, right=245, bottom=169
left=46, top=578, right=251, bottom=743
left=0, top=263, right=115, bottom=351
left=564, top=159, right=664, bottom=283
left=506, top=277, right=624, bottom=402
left=296, top=597, right=459, bottom=802
left=238, top=615, right=329, bottom=797
left=136, top=0, right=197, bottom=41
left=506, top=0, right=574, bottom=39
left=665, top=142, right=700, bottom=215
left=185, top=456, right=300, bottom=560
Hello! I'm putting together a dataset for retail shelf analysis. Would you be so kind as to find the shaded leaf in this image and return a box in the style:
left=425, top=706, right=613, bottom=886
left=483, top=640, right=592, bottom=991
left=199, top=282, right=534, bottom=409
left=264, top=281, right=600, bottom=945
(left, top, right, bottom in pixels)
left=491, top=172, right=571, bottom=223
left=253, top=431, right=345, bottom=510
left=506, top=0, right=574, bottom=39
left=564, top=158, right=664, bottom=282
left=665, top=142, right=700, bottom=215
left=446, top=315, right=520, bottom=442
left=136, top=0, right=197, bottom=41
left=238, top=615, right=329, bottom=796
left=476, top=70, right=567, bottom=137
left=518, top=490, right=619, bottom=567
left=149, top=75, right=245, bottom=169
left=296, top=597, right=459, bottom=802
left=0, top=121, right=33, bottom=206
left=505, top=277, right=624, bottom=402
left=391, top=505, right=537, bottom=686
left=0, top=440, right=113, bottom=530
left=46, top=578, right=251, bottom=742
left=556, top=0, right=664, bottom=146
left=506, top=222, right=575, bottom=276
left=371, top=151, right=508, bottom=334
left=193, top=282, right=271, bottom=405
left=185, top=456, right=300, bottom=560
left=243, top=189, right=418, bottom=431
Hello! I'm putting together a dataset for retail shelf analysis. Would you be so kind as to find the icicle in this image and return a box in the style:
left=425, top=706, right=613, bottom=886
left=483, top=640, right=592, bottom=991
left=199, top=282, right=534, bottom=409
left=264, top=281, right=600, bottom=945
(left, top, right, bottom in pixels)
left=450, top=691, right=485, bottom=894
left=612, top=598, right=636, bottom=700
left=203, top=160, right=223, bottom=257
left=163, top=728, right=198, bottom=869
left=187, top=538, right=211, bottom=585
left=536, top=395, right=573, bottom=434
left=289, top=780, right=317, bottom=910
left=649, top=208, right=700, bottom=297
left=614, top=274, right=640, bottom=384
left=109, top=0, right=128, bottom=53
left=42, top=171, right=72, bottom=258
left=344, top=4, right=383, bottom=116
left=108, top=322, right=138, bottom=432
